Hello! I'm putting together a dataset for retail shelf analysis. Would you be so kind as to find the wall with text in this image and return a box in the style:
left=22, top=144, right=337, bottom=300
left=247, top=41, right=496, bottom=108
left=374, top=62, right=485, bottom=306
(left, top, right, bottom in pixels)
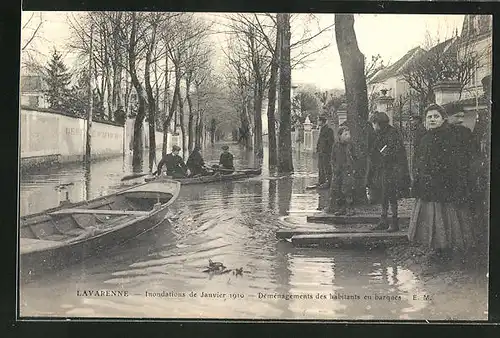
left=20, top=107, right=165, bottom=164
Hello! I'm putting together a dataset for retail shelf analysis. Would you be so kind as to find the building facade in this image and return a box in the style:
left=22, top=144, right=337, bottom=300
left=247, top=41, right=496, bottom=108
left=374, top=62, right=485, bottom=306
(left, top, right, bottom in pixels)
left=20, top=75, right=49, bottom=109
left=458, top=15, right=493, bottom=100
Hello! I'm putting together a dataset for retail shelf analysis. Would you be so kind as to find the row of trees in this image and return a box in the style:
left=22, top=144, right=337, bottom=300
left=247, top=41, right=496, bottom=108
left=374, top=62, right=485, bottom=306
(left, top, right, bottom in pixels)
left=221, top=13, right=334, bottom=171
left=64, top=12, right=226, bottom=170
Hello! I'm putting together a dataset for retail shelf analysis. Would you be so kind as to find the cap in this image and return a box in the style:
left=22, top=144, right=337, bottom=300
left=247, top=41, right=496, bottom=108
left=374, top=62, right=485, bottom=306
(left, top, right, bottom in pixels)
left=221, top=145, right=229, bottom=150
left=172, top=145, right=181, bottom=151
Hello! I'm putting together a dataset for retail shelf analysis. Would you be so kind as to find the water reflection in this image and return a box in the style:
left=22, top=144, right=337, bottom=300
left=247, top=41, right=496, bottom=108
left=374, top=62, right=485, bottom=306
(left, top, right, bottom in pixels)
left=277, top=177, right=293, bottom=215
left=19, top=145, right=487, bottom=320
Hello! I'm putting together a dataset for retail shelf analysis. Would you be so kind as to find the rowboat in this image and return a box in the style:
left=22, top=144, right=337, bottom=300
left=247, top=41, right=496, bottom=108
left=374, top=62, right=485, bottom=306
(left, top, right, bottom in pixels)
left=19, top=179, right=180, bottom=278
left=144, top=168, right=262, bottom=185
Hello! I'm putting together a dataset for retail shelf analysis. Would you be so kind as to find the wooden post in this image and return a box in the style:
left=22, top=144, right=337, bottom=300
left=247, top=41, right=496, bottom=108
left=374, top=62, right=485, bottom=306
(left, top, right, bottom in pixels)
left=85, top=23, right=94, bottom=164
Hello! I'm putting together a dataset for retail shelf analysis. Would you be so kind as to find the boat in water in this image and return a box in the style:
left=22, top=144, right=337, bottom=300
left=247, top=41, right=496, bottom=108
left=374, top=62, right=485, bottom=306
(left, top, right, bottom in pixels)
left=19, top=179, right=180, bottom=279
left=144, top=168, right=262, bottom=185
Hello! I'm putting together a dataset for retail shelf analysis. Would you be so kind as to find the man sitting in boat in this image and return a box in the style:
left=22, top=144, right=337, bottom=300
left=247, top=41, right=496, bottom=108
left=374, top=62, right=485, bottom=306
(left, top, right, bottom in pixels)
left=186, top=146, right=209, bottom=177
left=217, top=145, right=234, bottom=174
left=156, top=145, right=189, bottom=178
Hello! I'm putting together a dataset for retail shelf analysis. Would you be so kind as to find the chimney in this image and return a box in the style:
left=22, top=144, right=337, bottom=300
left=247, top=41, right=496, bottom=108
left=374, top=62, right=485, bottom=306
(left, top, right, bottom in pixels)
left=433, top=80, right=461, bottom=106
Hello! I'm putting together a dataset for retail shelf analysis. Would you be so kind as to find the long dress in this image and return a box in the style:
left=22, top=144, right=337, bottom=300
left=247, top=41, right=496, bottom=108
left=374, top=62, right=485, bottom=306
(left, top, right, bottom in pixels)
left=408, top=122, right=476, bottom=251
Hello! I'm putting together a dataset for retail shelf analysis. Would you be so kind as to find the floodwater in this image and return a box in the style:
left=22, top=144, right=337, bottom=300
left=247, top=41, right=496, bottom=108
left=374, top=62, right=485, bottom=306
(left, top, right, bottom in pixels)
left=19, top=144, right=488, bottom=320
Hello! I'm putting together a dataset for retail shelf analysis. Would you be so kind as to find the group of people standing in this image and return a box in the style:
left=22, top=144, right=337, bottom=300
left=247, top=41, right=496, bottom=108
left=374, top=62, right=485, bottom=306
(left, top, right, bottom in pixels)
left=316, top=99, right=488, bottom=261
left=155, top=144, right=235, bottom=179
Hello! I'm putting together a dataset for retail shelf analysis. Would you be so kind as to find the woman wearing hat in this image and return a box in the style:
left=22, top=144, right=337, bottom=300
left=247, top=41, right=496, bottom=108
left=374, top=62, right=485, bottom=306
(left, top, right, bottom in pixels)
left=367, top=111, right=411, bottom=232
left=156, top=145, right=188, bottom=178
left=186, top=146, right=208, bottom=177
left=409, top=104, right=476, bottom=261
left=218, top=145, right=234, bottom=174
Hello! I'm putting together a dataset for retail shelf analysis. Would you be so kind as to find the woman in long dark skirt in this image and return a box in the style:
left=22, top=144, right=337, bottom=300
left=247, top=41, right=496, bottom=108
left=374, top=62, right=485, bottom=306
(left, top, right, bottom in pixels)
left=367, top=111, right=411, bottom=232
left=409, top=104, right=476, bottom=261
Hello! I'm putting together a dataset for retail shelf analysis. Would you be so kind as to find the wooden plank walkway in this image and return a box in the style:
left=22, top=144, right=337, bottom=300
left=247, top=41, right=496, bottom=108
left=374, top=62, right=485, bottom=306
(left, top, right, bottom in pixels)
left=306, top=214, right=411, bottom=225
left=291, top=231, right=408, bottom=247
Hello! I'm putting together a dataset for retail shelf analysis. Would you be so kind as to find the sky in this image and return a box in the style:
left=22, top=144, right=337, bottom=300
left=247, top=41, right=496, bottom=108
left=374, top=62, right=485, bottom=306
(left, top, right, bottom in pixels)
left=21, top=12, right=466, bottom=91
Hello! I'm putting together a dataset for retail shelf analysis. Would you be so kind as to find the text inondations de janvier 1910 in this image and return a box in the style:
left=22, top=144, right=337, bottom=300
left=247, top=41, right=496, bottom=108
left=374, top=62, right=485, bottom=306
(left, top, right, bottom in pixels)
left=76, top=289, right=433, bottom=302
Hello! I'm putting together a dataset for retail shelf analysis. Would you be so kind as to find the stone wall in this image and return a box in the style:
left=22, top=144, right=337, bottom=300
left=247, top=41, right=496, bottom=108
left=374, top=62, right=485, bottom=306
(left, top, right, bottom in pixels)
left=20, top=107, right=165, bottom=170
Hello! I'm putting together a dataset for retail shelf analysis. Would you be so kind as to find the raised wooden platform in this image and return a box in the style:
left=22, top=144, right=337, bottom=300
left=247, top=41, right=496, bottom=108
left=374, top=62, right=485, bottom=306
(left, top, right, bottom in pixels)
left=306, top=214, right=411, bottom=225
left=291, top=231, right=408, bottom=247
left=276, top=227, right=396, bottom=240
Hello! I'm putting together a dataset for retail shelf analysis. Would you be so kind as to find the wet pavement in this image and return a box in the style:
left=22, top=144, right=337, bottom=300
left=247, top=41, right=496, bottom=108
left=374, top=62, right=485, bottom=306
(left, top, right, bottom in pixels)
left=19, top=144, right=488, bottom=320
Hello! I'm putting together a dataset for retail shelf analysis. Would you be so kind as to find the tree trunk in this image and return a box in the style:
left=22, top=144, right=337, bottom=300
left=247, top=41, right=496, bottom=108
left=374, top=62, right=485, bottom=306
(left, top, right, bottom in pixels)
left=111, top=12, right=123, bottom=113
left=145, top=26, right=157, bottom=172
left=162, top=50, right=170, bottom=156
left=277, top=13, right=293, bottom=173
left=253, top=81, right=264, bottom=156
left=335, top=14, right=370, bottom=202
left=267, top=30, right=279, bottom=168
left=210, top=118, right=216, bottom=145
left=105, top=64, right=113, bottom=120
left=240, top=104, right=252, bottom=149
left=129, top=13, right=148, bottom=168
left=177, top=88, right=186, bottom=160
left=186, top=76, right=194, bottom=153
left=163, top=67, right=180, bottom=156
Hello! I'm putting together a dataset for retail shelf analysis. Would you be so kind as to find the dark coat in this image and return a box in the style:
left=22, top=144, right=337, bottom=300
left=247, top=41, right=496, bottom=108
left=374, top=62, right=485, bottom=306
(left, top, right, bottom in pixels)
left=332, top=141, right=357, bottom=195
left=332, top=141, right=357, bottom=174
left=316, top=124, right=335, bottom=154
left=219, top=152, right=234, bottom=170
left=367, top=124, right=411, bottom=199
left=186, top=150, right=205, bottom=175
left=412, top=123, right=426, bottom=147
left=157, top=153, right=187, bottom=177
left=412, top=122, right=472, bottom=204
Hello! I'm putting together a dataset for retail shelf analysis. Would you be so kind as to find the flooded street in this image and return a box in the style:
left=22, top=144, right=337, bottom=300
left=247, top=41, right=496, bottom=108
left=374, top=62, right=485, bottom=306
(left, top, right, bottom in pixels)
left=19, top=144, right=488, bottom=320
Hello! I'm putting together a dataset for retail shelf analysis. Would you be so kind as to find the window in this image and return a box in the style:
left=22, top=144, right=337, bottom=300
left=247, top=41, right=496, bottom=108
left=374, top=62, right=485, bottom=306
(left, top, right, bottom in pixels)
left=28, top=95, right=39, bottom=107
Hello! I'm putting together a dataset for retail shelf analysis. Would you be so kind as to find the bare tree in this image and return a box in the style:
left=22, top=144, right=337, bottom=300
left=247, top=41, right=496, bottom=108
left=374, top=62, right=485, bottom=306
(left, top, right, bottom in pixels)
left=402, top=30, right=481, bottom=109
left=160, top=14, right=211, bottom=157
left=21, top=12, right=46, bottom=72
left=277, top=13, right=293, bottom=173
left=223, top=36, right=254, bottom=150
left=222, top=13, right=334, bottom=168
left=335, top=14, right=370, bottom=201
left=364, top=54, right=386, bottom=82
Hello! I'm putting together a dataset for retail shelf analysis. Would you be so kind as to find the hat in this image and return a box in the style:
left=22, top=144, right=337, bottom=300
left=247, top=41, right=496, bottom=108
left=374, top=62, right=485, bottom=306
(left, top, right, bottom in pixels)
left=221, top=145, right=229, bottom=150
left=444, top=102, right=464, bottom=117
left=369, top=111, right=390, bottom=125
left=172, top=145, right=181, bottom=151
left=318, top=114, right=328, bottom=121
left=424, top=103, right=447, bottom=118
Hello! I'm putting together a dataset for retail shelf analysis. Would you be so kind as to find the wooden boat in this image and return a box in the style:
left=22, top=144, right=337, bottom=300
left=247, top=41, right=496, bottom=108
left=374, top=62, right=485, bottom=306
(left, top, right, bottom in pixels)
left=144, top=168, right=262, bottom=185
left=19, top=179, right=180, bottom=278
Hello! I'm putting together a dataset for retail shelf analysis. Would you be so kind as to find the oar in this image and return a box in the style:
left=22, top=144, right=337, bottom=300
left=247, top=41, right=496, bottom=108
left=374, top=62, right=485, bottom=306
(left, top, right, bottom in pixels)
left=121, top=170, right=158, bottom=181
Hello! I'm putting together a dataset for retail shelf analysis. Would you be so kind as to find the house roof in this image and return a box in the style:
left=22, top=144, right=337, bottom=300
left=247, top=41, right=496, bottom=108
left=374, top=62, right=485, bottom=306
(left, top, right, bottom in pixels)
left=368, top=47, right=426, bottom=84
